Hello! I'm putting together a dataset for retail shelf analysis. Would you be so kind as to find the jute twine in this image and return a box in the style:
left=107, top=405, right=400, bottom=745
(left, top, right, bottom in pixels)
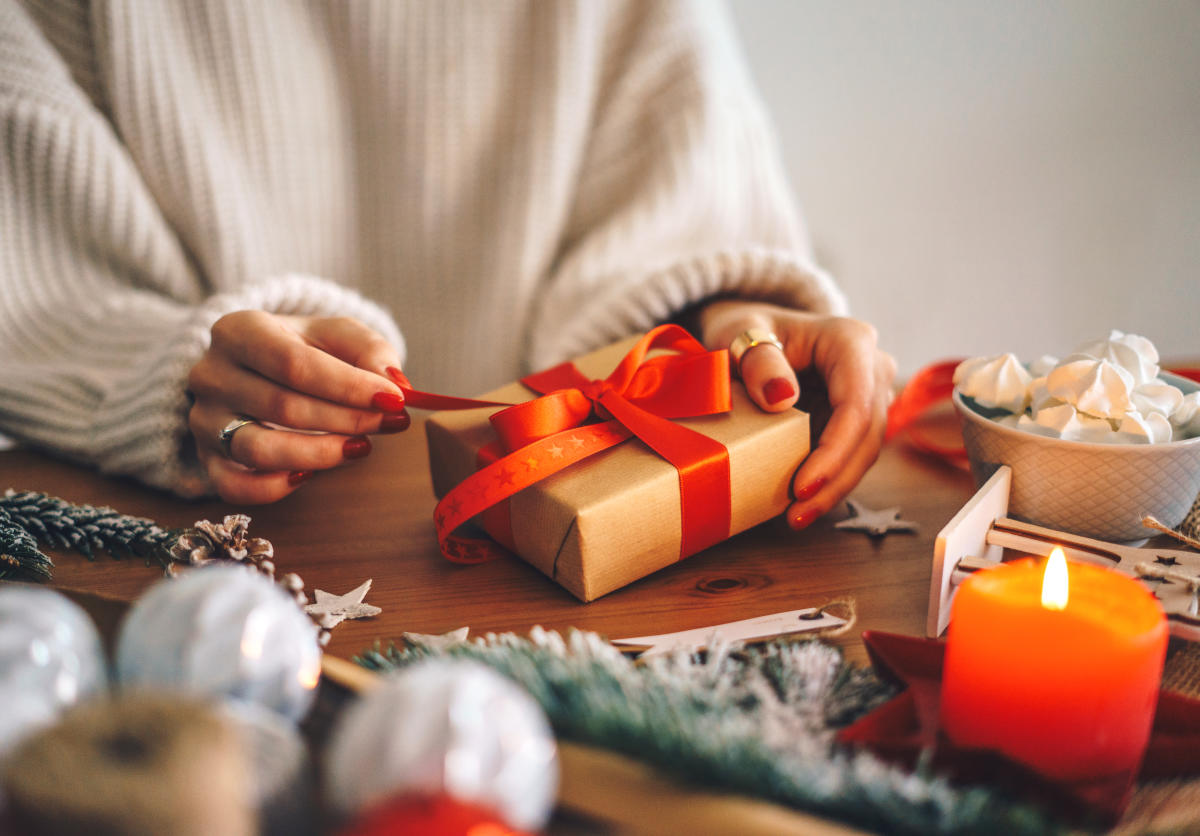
left=2, top=694, right=256, bottom=836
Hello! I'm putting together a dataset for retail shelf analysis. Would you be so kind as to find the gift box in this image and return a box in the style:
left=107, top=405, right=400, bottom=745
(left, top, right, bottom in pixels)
left=424, top=328, right=810, bottom=601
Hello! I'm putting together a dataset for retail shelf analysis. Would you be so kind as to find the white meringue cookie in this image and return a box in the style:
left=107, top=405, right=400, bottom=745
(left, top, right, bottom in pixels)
left=1171, top=391, right=1200, bottom=438
left=1017, top=404, right=1077, bottom=438
left=1072, top=413, right=1122, bottom=443
left=1131, top=381, right=1184, bottom=419
left=1021, top=403, right=1119, bottom=442
left=1115, top=410, right=1174, bottom=444
left=1029, top=355, right=1059, bottom=377
left=1073, top=330, right=1160, bottom=385
left=1046, top=357, right=1133, bottom=419
left=1027, top=376, right=1062, bottom=416
left=954, top=353, right=1033, bottom=414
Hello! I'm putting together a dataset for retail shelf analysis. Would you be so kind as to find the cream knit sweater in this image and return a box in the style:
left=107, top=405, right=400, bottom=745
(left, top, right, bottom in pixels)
left=0, top=0, right=846, bottom=496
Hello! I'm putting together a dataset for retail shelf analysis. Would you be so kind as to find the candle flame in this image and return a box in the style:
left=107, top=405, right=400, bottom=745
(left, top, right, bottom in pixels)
left=1041, top=547, right=1069, bottom=610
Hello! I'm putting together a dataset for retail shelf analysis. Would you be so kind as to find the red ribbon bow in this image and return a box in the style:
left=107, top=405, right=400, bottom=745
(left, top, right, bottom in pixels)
left=400, top=325, right=735, bottom=564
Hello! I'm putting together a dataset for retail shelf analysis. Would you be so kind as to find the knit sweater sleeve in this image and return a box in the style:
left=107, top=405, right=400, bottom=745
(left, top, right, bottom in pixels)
left=0, top=2, right=403, bottom=496
left=526, top=0, right=846, bottom=369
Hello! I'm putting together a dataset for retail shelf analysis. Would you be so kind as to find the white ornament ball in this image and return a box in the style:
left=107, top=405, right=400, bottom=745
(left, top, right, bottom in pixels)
left=0, top=686, right=58, bottom=761
left=324, top=660, right=558, bottom=831
left=219, top=702, right=316, bottom=836
left=0, top=585, right=107, bottom=712
left=115, top=566, right=321, bottom=723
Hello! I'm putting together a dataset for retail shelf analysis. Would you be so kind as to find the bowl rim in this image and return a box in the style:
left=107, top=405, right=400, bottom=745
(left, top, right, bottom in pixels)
left=952, top=385, right=1200, bottom=452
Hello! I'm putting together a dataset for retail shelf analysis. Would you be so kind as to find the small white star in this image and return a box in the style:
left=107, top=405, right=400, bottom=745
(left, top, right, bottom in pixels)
left=833, top=498, right=919, bottom=538
left=401, top=626, right=470, bottom=650
left=304, top=579, right=382, bottom=630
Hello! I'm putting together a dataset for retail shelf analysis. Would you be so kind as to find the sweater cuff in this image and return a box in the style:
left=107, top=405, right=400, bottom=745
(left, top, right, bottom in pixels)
left=90, top=274, right=404, bottom=497
left=527, top=248, right=847, bottom=370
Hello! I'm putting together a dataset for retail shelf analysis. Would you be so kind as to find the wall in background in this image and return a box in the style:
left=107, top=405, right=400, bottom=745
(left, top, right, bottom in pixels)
left=729, top=0, right=1198, bottom=374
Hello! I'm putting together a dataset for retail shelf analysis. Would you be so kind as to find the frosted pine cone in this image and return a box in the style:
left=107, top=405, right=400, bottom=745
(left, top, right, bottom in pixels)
left=168, top=514, right=274, bottom=567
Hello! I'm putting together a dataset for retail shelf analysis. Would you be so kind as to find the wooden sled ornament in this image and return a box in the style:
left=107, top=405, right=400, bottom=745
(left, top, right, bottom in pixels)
left=929, top=466, right=1200, bottom=641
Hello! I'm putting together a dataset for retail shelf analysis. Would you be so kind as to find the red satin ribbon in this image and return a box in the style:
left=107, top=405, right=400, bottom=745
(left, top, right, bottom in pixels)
left=885, top=359, right=969, bottom=463
left=885, top=361, right=1200, bottom=464
left=398, top=325, right=734, bottom=565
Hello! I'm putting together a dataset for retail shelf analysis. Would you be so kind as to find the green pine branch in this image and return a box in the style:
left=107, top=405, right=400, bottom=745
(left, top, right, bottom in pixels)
left=358, top=631, right=1063, bottom=836
left=0, top=490, right=178, bottom=581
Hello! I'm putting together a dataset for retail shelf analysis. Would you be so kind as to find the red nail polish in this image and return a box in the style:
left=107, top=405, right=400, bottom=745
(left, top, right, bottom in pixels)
left=386, top=367, right=412, bottom=388
left=287, top=470, right=313, bottom=486
left=764, top=377, right=796, bottom=405
left=343, top=435, right=372, bottom=459
left=790, top=508, right=819, bottom=531
left=794, top=476, right=827, bottom=503
left=380, top=410, right=411, bottom=433
left=372, top=392, right=406, bottom=412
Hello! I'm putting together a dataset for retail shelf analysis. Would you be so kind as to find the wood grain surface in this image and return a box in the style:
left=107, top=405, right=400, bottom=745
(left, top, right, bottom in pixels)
left=0, top=418, right=970, bottom=667
left=4, top=411, right=1197, bottom=834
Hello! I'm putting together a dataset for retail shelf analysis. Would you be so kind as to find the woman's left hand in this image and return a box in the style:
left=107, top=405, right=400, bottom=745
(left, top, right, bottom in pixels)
left=696, top=299, right=897, bottom=530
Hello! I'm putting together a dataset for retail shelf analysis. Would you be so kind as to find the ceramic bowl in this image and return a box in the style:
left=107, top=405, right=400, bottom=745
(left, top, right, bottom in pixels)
left=953, top=373, right=1200, bottom=542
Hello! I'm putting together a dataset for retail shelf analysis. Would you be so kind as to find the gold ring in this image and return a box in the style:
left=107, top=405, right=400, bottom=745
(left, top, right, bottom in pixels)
left=728, top=329, right=785, bottom=376
left=218, top=417, right=258, bottom=459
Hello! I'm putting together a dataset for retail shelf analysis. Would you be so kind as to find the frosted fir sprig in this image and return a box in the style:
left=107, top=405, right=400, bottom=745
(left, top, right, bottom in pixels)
left=0, top=489, right=176, bottom=580
left=358, top=629, right=1060, bottom=836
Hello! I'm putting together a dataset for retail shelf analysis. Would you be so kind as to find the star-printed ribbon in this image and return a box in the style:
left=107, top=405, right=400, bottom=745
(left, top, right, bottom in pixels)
left=399, top=325, right=734, bottom=565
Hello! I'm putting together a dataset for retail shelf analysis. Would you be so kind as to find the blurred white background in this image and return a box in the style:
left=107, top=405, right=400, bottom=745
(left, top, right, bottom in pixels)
left=729, top=0, right=1198, bottom=375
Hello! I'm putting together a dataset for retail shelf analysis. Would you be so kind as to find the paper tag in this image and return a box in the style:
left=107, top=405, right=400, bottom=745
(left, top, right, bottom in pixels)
left=611, top=608, right=846, bottom=658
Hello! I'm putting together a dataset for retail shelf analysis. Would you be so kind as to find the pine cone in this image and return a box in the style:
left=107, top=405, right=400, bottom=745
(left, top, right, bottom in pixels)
left=168, top=514, right=273, bottom=567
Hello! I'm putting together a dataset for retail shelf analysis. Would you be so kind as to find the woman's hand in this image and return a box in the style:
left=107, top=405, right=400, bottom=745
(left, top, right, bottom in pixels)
left=187, top=311, right=409, bottom=503
left=696, top=299, right=896, bottom=530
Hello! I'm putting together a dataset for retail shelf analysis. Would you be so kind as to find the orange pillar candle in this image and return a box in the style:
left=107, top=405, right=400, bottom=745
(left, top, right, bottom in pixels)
left=940, top=549, right=1167, bottom=781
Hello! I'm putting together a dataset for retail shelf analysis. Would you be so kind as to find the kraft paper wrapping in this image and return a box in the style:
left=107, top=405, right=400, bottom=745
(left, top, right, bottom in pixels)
left=425, top=338, right=810, bottom=601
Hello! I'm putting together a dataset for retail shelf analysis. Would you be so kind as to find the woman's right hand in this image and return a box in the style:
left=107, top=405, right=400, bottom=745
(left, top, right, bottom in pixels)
left=187, top=311, right=410, bottom=503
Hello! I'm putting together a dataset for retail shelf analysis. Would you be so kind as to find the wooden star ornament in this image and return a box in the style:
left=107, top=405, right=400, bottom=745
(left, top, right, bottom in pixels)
left=834, top=498, right=919, bottom=538
left=304, top=579, right=382, bottom=630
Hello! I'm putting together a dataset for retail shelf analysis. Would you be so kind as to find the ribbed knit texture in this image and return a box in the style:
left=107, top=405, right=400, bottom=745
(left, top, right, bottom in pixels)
left=1, top=0, right=846, bottom=496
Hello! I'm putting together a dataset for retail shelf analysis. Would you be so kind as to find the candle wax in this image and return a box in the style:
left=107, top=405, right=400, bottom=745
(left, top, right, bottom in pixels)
left=940, top=558, right=1167, bottom=782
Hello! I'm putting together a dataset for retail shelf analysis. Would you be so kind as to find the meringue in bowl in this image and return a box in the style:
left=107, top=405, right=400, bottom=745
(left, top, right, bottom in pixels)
left=954, top=371, right=1200, bottom=543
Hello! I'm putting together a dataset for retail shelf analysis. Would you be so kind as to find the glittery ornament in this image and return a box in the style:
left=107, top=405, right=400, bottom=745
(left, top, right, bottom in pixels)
left=115, top=566, right=322, bottom=722
left=0, top=585, right=107, bottom=711
left=0, top=685, right=58, bottom=759
left=220, top=702, right=317, bottom=836
left=324, top=660, right=558, bottom=832
left=336, top=794, right=529, bottom=836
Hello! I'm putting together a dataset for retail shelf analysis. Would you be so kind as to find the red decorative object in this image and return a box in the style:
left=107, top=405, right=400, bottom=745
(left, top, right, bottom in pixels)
left=337, top=794, right=530, bottom=836
left=838, top=631, right=1200, bottom=827
left=884, top=358, right=968, bottom=463
left=401, top=324, right=735, bottom=565
left=941, top=557, right=1168, bottom=783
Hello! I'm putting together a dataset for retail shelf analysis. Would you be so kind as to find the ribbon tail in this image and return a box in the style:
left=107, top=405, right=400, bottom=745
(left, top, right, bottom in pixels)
left=434, top=421, right=633, bottom=562
left=886, top=359, right=969, bottom=463
left=401, top=386, right=512, bottom=412
left=598, top=392, right=731, bottom=557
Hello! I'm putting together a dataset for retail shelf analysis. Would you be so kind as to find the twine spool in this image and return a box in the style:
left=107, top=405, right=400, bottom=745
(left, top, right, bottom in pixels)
left=2, top=694, right=255, bottom=836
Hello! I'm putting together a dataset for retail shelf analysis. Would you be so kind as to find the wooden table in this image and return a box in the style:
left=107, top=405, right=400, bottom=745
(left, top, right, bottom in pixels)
left=3, top=418, right=1197, bottom=834
left=0, top=420, right=970, bottom=667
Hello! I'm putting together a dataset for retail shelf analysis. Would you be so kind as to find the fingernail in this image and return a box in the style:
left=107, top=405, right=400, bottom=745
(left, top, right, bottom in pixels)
left=287, top=470, right=313, bottom=486
left=372, top=391, right=406, bottom=412
left=794, top=476, right=827, bottom=503
left=764, top=377, right=796, bottom=405
left=343, top=435, right=372, bottom=459
left=789, top=508, right=820, bottom=531
left=380, top=410, right=411, bottom=433
left=386, top=367, right=412, bottom=388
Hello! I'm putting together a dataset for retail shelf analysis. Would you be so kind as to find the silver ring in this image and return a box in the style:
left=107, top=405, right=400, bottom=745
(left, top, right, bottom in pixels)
left=218, top=417, right=258, bottom=459
left=728, top=329, right=785, bottom=376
